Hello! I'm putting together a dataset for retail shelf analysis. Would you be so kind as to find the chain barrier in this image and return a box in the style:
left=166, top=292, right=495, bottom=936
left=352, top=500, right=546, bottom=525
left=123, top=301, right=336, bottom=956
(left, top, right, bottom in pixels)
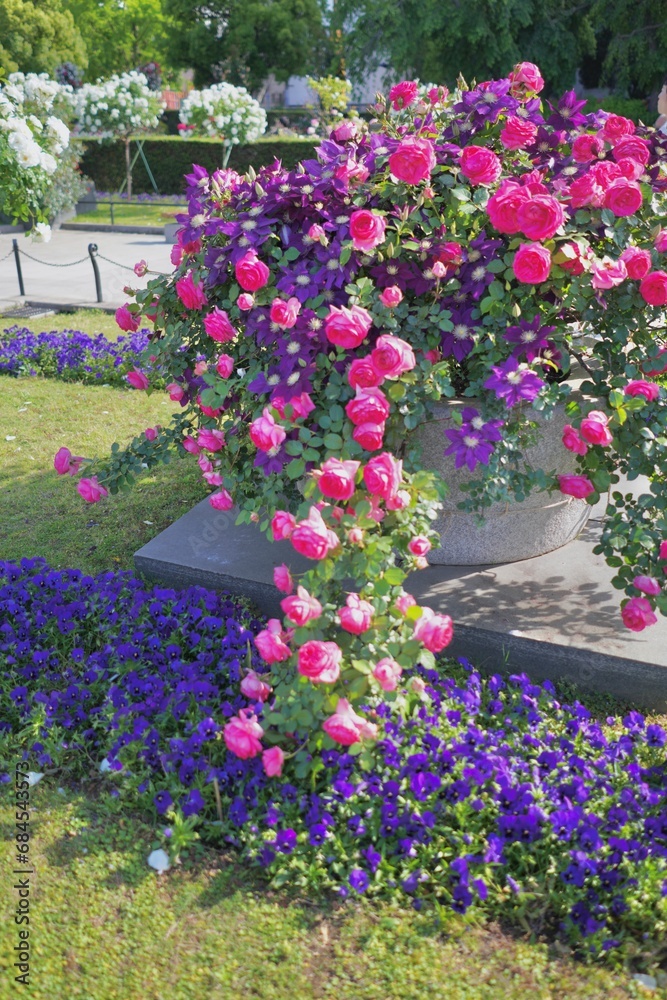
left=95, top=253, right=138, bottom=272
left=15, top=249, right=91, bottom=267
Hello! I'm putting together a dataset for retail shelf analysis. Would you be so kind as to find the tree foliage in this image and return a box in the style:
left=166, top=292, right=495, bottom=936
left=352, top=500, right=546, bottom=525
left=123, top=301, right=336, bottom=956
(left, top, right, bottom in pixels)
left=592, top=0, right=667, bottom=99
left=0, top=0, right=87, bottom=76
left=67, top=0, right=172, bottom=82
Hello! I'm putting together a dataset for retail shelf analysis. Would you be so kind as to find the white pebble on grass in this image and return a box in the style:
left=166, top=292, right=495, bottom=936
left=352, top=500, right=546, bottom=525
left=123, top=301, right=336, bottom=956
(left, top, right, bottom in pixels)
left=147, top=849, right=170, bottom=874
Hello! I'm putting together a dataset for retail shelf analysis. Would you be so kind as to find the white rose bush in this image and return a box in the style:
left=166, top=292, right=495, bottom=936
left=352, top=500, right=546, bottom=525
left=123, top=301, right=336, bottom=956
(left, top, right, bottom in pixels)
left=179, top=82, right=267, bottom=166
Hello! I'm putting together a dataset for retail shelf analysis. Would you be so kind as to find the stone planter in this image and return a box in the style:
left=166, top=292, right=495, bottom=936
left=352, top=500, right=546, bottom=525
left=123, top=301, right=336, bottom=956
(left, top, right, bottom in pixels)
left=164, top=222, right=180, bottom=244
left=412, top=378, right=591, bottom=566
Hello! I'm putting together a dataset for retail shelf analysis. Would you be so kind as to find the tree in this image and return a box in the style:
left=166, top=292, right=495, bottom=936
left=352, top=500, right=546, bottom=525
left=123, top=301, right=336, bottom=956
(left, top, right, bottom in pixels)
left=0, top=0, right=87, bottom=76
left=592, top=0, right=667, bottom=102
left=163, top=0, right=329, bottom=92
left=67, top=0, right=172, bottom=82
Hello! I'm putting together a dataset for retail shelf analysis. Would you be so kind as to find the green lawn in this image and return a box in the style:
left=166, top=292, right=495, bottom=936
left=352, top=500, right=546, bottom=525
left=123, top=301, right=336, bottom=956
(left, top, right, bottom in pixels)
left=73, top=202, right=185, bottom=228
left=2, top=310, right=134, bottom=341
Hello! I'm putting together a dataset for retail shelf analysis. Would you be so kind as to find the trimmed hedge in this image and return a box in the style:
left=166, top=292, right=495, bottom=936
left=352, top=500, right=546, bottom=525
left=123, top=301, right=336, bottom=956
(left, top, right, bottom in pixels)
left=80, top=136, right=319, bottom=195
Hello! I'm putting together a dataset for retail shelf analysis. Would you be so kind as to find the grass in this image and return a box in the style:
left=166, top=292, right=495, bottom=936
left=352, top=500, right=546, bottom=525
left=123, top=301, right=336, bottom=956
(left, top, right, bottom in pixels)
left=0, top=784, right=658, bottom=1000
left=73, top=203, right=185, bottom=228
left=2, top=310, right=130, bottom=341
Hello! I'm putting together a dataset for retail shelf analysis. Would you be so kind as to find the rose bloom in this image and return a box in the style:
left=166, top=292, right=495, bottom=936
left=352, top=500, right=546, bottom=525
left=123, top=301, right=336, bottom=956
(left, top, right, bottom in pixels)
left=203, top=307, right=236, bottom=342
left=339, top=593, right=374, bottom=634
left=633, top=575, right=661, bottom=596
left=556, top=243, right=586, bottom=276
left=235, top=250, right=270, bottom=291
left=395, top=592, right=417, bottom=615
left=331, top=120, right=357, bottom=141
left=325, top=304, right=373, bottom=349
left=373, top=657, right=403, bottom=692
left=307, top=223, right=326, bottom=242
left=77, top=476, right=108, bottom=503
left=513, top=242, right=552, bottom=284
left=272, top=393, right=315, bottom=422
left=115, top=304, right=140, bottom=332
left=224, top=709, right=263, bottom=759
left=562, top=424, right=588, bottom=456
left=370, top=334, right=416, bottom=378
left=389, top=136, right=436, bottom=184
left=487, top=180, right=529, bottom=235
left=298, top=640, right=342, bottom=684
left=612, top=135, right=651, bottom=166
left=508, top=61, right=544, bottom=98
left=270, top=296, right=300, bottom=329
left=197, top=428, right=225, bottom=451
left=349, top=210, right=386, bottom=252
left=363, top=451, right=403, bottom=500
left=389, top=80, right=419, bottom=109
left=348, top=357, right=384, bottom=388
left=571, top=133, right=604, bottom=163
left=621, top=596, right=658, bottom=632
left=655, top=229, right=667, bottom=253
left=144, top=427, right=158, bottom=442
left=271, top=510, right=296, bottom=539
left=175, top=272, right=208, bottom=310
left=166, top=382, right=185, bottom=402
left=212, top=353, right=233, bottom=379
left=408, top=535, right=431, bottom=557
left=568, top=173, right=605, bottom=210
left=591, top=257, right=628, bottom=290
left=209, top=490, right=233, bottom=511
left=661, top=540, right=667, bottom=560
left=183, top=435, right=200, bottom=455
left=602, top=114, right=635, bottom=144
left=500, top=116, right=538, bottom=150
left=379, top=285, right=403, bottom=309
left=273, top=563, right=293, bottom=594
left=261, top=746, right=284, bottom=778
left=249, top=407, right=286, bottom=452
left=254, top=618, right=291, bottom=663
left=604, top=178, right=643, bottom=217
left=580, top=410, right=613, bottom=446
left=240, top=669, right=272, bottom=702
left=640, top=271, right=667, bottom=307
left=558, top=474, right=595, bottom=499
left=413, top=607, right=454, bottom=653
left=624, top=380, right=660, bottom=402
left=314, top=458, right=360, bottom=502
left=281, top=585, right=322, bottom=625
left=345, top=385, right=391, bottom=426
left=353, top=422, right=385, bottom=451
left=291, top=506, right=339, bottom=560
left=460, top=145, right=502, bottom=186
left=237, top=292, right=254, bottom=311
left=619, top=247, right=652, bottom=280
left=322, top=698, right=377, bottom=745
left=516, top=195, right=565, bottom=241
left=54, top=447, right=83, bottom=476
left=126, top=369, right=149, bottom=390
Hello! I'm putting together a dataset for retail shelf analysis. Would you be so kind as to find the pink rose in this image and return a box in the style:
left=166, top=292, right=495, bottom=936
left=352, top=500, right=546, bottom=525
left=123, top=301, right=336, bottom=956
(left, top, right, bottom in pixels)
left=183, top=435, right=200, bottom=454
left=571, top=134, right=604, bottom=163
left=331, top=120, right=357, bottom=142
left=271, top=510, right=296, bottom=540
left=308, top=223, right=326, bottom=242
left=616, top=157, right=645, bottom=181
left=291, top=506, right=339, bottom=560
left=389, top=80, right=419, bottom=110
left=345, top=386, right=390, bottom=426
left=591, top=257, right=628, bottom=290
left=325, top=304, right=373, bottom=349
left=203, top=307, right=235, bottom=342
left=558, top=474, right=595, bottom=498
left=270, top=296, right=300, bottom=329
left=516, top=195, right=565, bottom=241
left=262, top=746, right=285, bottom=777
left=241, top=669, right=272, bottom=702
left=408, top=535, right=431, bottom=557
left=224, top=709, right=263, bottom=759
left=197, top=428, right=225, bottom=451
left=215, top=354, right=234, bottom=378
left=176, top=272, right=208, bottom=310
left=237, top=293, right=254, bottom=311
left=249, top=408, right=286, bottom=452
left=580, top=410, right=613, bottom=446
left=640, top=272, right=667, bottom=307
left=395, top=592, right=417, bottom=615
left=568, top=174, right=605, bottom=209
left=413, top=607, right=454, bottom=652
left=512, top=243, right=552, bottom=284
left=53, top=447, right=83, bottom=476
left=335, top=157, right=369, bottom=186
left=388, top=137, right=436, bottom=185
left=562, top=425, right=588, bottom=456
left=590, top=161, right=623, bottom=187
left=460, top=146, right=502, bottom=186
left=166, top=382, right=185, bottom=402
left=624, top=380, right=659, bottom=402
left=274, top=564, right=293, bottom=594
left=298, top=640, right=342, bottom=684
left=281, top=585, right=322, bottom=625
left=115, top=304, right=140, bottom=332
left=338, top=593, right=374, bottom=634
left=322, top=698, right=377, bottom=745
left=604, top=178, right=642, bottom=217
left=133, top=259, right=148, bottom=277
left=349, top=210, right=386, bottom=252
left=370, top=334, right=416, bottom=379
left=235, top=251, right=270, bottom=292
left=620, top=247, right=652, bottom=280
left=500, top=116, right=538, bottom=150
left=77, top=476, right=108, bottom=503
left=315, top=458, right=360, bottom=502
left=348, top=357, right=384, bottom=389
left=487, top=180, right=530, bottom=235
left=271, top=392, right=315, bottom=422
left=254, top=619, right=291, bottom=663
left=602, top=114, right=635, bottom=144
left=208, top=490, right=233, bottom=511
left=633, top=575, right=661, bottom=596
left=363, top=452, right=403, bottom=500
left=373, top=657, right=402, bottom=692
left=508, top=61, right=544, bottom=98
left=612, top=136, right=650, bottom=166
left=170, top=244, right=183, bottom=266
left=660, top=540, right=667, bottom=561
left=556, top=243, right=586, bottom=276
left=379, top=285, right=403, bottom=308
left=353, top=423, right=385, bottom=451
left=655, top=230, right=667, bottom=253
left=621, top=596, right=658, bottom=632
left=428, top=85, right=449, bottom=104
left=144, top=427, right=158, bottom=442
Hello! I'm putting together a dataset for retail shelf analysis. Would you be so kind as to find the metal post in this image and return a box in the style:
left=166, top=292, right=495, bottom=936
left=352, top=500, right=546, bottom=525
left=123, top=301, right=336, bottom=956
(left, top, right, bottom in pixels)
left=12, top=239, right=25, bottom=296
left=88, top=243, right=103, bottom=303
left=110, top=200, right=115, bottom=226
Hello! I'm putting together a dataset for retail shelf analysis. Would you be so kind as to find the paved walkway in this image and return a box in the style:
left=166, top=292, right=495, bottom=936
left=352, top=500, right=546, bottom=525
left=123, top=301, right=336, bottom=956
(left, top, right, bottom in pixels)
left=0, top=228, right=175, bottom=312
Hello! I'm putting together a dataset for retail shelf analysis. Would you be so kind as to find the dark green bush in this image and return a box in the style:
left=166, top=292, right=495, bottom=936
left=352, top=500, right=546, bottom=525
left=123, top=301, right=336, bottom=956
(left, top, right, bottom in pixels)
left=583, top=95, right=650, bottom=124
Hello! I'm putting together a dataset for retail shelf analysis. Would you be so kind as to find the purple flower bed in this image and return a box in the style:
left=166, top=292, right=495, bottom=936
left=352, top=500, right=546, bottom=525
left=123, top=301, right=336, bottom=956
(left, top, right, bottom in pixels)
left=2, top=557, right=666, bottom=961
left=0, top=325, right=162, bottom=389
left=95, top=192, right=187, bottom=204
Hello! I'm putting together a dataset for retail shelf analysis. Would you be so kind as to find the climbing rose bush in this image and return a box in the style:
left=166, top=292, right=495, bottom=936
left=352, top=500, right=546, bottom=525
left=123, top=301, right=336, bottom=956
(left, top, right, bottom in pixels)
left=64, top=62, right=667, bottom=764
